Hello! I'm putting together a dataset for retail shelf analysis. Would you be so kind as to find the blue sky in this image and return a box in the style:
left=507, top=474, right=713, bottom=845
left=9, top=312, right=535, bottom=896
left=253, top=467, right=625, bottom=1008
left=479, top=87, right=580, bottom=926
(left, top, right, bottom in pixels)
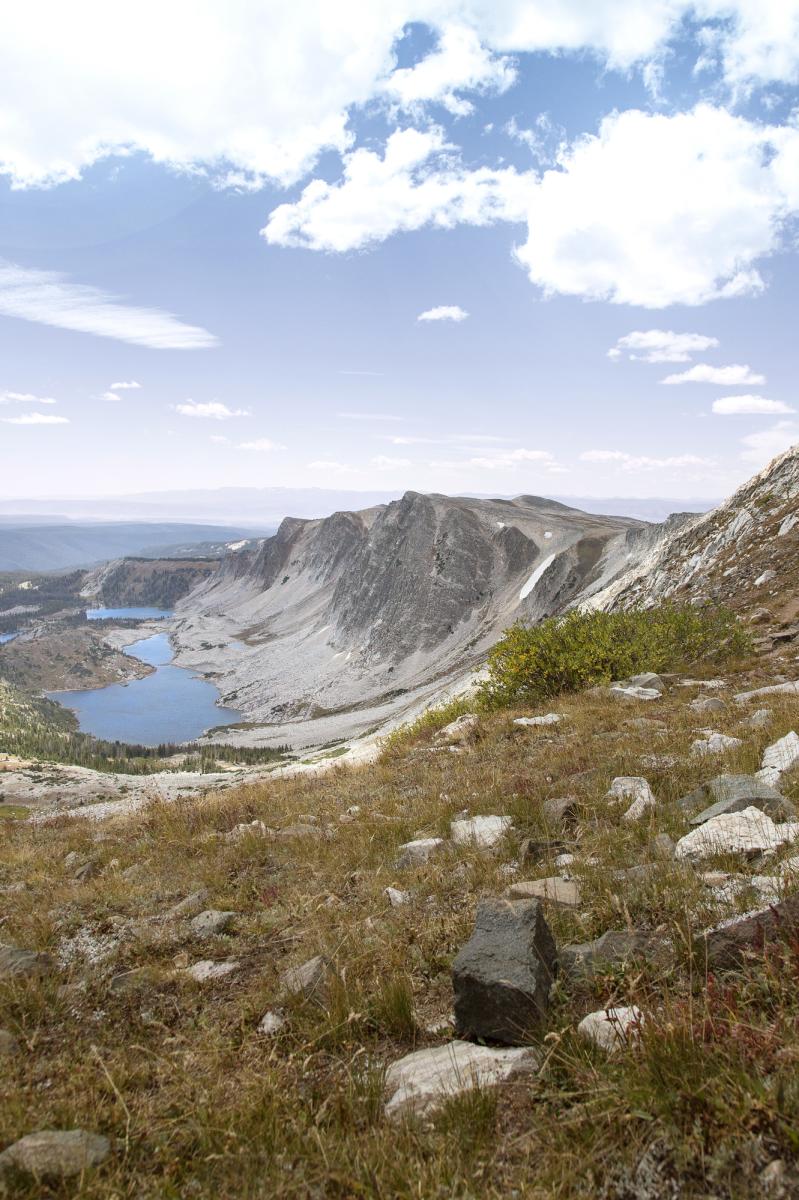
left=0, top=1, right=798, bottom=503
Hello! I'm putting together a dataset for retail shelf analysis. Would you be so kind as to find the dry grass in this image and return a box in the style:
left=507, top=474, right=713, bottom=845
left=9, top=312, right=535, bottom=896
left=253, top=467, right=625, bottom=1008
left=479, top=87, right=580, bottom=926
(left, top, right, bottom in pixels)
left=3, top=657, right=799, bottom=1196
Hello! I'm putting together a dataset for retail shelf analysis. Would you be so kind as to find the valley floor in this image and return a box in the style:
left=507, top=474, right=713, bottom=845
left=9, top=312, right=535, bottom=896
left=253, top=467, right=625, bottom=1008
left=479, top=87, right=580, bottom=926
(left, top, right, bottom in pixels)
left=3, top=647, right=799, bottom=1196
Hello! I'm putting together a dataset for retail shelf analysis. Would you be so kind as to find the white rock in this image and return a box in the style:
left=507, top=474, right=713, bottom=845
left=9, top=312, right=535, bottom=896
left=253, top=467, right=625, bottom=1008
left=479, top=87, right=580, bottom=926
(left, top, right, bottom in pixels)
left=185, top=959, right=240, bottom=982
left=675, top=807, right=799, bottom=860
left=450, top=815, right=512, bottom=849
left=513, top=713, right=562, bottom=727
left=779, top=514, right=799, bottom=537
left=607, top=777, right=656, bottom=821
left=384, top=1041, right=538, bottom=1119
left=226, top=820, right=270, bottom=841
left=610, top=685, right=661, bottom=701
left=741, top=708, right=772, bottom=730
left=735, top=681, right=799, bottom=704
left=577, top=1006, right=643, bottom=1054
left=758, top=732, right=799, bottom=786
left=754, top=569, right=776, bottom=587
left=435, top=714, right=479, bottom=746
left=385, top=886, right=410, bottom=907
left=691, top=732, right=743, bottom=757
left=396, top=837, right=445, bottom=868
left=257, top=1011, right=286, bottom=1036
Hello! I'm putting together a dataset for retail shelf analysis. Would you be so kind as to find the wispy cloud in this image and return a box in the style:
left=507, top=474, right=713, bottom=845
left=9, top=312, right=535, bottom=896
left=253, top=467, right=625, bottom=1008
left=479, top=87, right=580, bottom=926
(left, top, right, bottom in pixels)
left=110, top=380, right=141, bottom=389
left=0, top=390, right=56, bottom=406
left=608, top=330, right=719, bottom=364
left=307, top=459, right=354, bottom=474
left=174, top=401, right=249, bottom=420
left=417, top=305, right=469, bottom=322
left=661, top=364, right=765, bottom=386
left=101, top=391, right=121, bottom=403
left=712, top=395, right=794, bottom=415
left=238, top=438, right=285, bottom=451
left=740, top=421, right=799, bottom=464
left=580, top=449, right=715, bottom=471
left=337, top=411, right=401, bottom=422
left=1, top=411, right=69, bottom=426
left=371, top=455, right=411, bottom=469
left=0, top=260, right=218, bottom=350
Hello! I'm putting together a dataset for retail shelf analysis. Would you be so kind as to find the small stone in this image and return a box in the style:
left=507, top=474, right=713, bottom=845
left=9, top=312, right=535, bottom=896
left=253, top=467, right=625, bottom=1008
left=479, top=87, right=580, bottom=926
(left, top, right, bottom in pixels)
left=385, top=887, right=410, bottom=907
left=450, top=815, right=512, bottom=849
left=274, top=824, right=327, bottom=841
left=779, top=514, right=799, bottom=537
left=742, top=708, right=772, bottom=730
left=755, top=569, right=776, bottom=586
left=541, top=796, right=578, bottom=827
left=607, top=776, right=656, bottom=821
left=108, top=967, right=152, bottom=995
left=0, top=945, right=54, bottom=981
left=384, top=1041, right=538, bottom=1119
left=226, top=819, right=270, bottom=840
left=760, top=1159, right=788, bottom=1194
left=513, top=713, right=562, bottom=727
left=74, top=859, right=100, bottom=883
left=395, top=837, right=444, bottom=869
left=610, top=685, right=661, bottom=701
left=629, top=673, right=666, bottom=693
left=452, top=898, right=557, bottom=1044
left=166, top=888, right=210, bottom=919
left=690, top=697, right=725, bottom=714
left=189, top=910, right=236, bottom=938
left=185, top=959, right=239, bottom=983
left=625, top=717, right=667, bottom=731
left=577, top=1006, right=644, bottom=1054
left=691, top=731, right=743, bottom=757
left=257, top=1010, right=286, bottom=1036
left=506, top=876, right=581, bottom=907
left=0, top=1030, right=19, bottom=1056
left=0, top=1130, right=110, bottom=1179
left=63, top=851, right=81, bottom=870
left=279, top=954, right=336, bottom=1004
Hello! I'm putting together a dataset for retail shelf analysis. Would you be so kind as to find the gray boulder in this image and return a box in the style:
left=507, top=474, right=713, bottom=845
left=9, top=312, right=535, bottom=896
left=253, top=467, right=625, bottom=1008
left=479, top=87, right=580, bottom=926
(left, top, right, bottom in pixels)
left=279, top=954, right=336, bottom=1004
left=541, top=796, right=579, bottom=827
left=189, top=910, right=236, bottom=938
left=701, top=894, right=799, bottom=970
left=560, top=930, right=671, bottom=981
left=681, top=774, right=796, bottom=824
left=0, top=1130, right=110, bottom=1180
left=0, top=945, right=54, bottom=981
left=452, top=898, right=557, bottom=1044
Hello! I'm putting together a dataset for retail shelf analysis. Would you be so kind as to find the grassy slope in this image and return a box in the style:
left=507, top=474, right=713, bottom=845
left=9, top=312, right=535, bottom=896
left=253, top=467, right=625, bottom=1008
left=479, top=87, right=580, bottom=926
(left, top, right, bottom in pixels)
left=2, top=656, right=799, bottom=1196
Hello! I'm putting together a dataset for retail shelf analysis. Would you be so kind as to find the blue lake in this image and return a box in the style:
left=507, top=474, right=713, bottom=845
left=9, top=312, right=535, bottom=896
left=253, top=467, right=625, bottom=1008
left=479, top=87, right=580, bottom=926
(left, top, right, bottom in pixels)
left=48, top=633, right=241, bottom=746
left=86, top=606, right=174, bottom=620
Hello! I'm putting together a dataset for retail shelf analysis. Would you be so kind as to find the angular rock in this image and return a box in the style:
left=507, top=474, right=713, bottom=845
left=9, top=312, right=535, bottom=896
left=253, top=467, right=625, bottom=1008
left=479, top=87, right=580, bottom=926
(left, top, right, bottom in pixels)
left=395, top=837, right=444, bottom=869
left=513, top=713, right=562, bottom=727
left=629, top=673, right=666, bottom=693
left=108, top=967, right=153, bottom=995
left=189, top=910, right=236, bottom=938
left=701, top=893, right=799, bottom=970
left=742, top=708, right=772, bottom=730
left=385, top=1041, right=538, bottom=1119
left=560, top=930, right=670, bottom=981
left=166, top=888, right=210, bottom=919
left=0, top=1030, right=19, bottom=1056
left=734, top=681, right=799, bottom=704
left=0, top=1130, right=110, bottom=1179
left=0, top=945, right=54, bottom=981
left=279, top=954, right=336, bottom=1004
left=435, top=714, right=479, bottom=746
left=610, top=685, right=661, bottom=701
left=506, top=876, right=581, bottom=908
left=577, top=1006, right=643, bottom=1053
left=185, top=959, right=239, bottom=983
left=690, top=697, right=725, bottom=715
left=450, top=815, right=512, bottom=849
left=257, top=1010, right=286, bottom=1036
left=384, top=886, right=410, bottom=907
left=452, top=898, right=557, bottom=1044
left=74, top=859, right=100, bottom=883
left=691, top=732, right=743, bottom=757
left=607, top=777, right=656, bottom=821
left=675, top=807, right=799, bottom=860
left=541, top=796, right=578, bottom=827
left=684, top=774, right=796, bottom=826
left=757, top=732, right=799, bottom=787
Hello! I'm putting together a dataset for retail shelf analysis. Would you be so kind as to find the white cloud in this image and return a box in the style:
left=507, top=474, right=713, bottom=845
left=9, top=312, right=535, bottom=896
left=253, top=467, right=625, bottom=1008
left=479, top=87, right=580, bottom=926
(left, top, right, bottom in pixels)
left=740, top=420, right=799, bottom=463
left=417, top=305, right=469, bottom=322
left=0, top=390, right=56, bottom=405
left=263, top=126, right=527, bottom=252
left=608, top=329, right=720, bottom=363
left=0, top=260, right=217, bottom=349
left=237, top=437, right=285, bottom=451
left=382, top=24, right=516, bottom=116
left=371, top=454, right=412, bottom=469
left=514, top=104, right=799, bottom=308
left=110, top=380, right=141, bottom=389
left=209, top=434, right=230, bottom=444
left=307, top=459, right=354, bottom=473
left=101, top=391, right=120, bottom=403
left=431, top=447, right=563, bottom=471
left=712, top=394, right=795, bottom=414
left=580, top=449, right=716, bottom=471
left=174, top=401, right=249, bottom=420
left=337, top=411, right=401, bottom=421
left=661, top=363, right=766, bottom=385
left=1, top=411, right=69, bottom=426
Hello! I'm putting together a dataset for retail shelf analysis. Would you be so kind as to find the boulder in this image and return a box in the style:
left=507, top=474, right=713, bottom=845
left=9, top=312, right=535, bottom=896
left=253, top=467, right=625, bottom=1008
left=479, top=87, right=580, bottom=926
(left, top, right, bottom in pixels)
left=683, top=775, right=796, bottom=826
left=395, top=837, right=444, bottom=869
left=734, top=681, right=799, bottom=704
left=757, top=732, right=799, bottom=787
left=513, top=713, right=562, bottom=727
left=506, top=877, right=581, bottom=907
left=0, top=945, right=54, bottom=981
left=385, top=1041, right=538, bottom=1119
left=189, top=910, right=236, bottom=938
left=690, top=697, right=725, bottom=714
left=629, top=673, right=666, bottom=693
left=675, top=807, right=799, bottom=860
left=0, top=1130, right=110, bottom=1180
left=450, top=815, right=512, bottom=849
left=607, top=777, right=656, bottom=821
left=560, top=931, right=669, bottom=981
left=701, top=894, right=799, bottom=970
left=279, top=954, right=336, bottom=1004
left=541, top=797, right=579, bottom=827
left=452, top=898, right=556, bottom=1044
left=691, top=732, right=743, bottom=757
left=577, top=1006, right=644, bottom=1054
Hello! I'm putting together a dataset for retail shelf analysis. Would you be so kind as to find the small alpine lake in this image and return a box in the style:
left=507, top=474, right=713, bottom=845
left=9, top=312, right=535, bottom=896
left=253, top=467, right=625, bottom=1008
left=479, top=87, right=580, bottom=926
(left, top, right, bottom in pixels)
left=85, top=606, right=175, bottom=620
left=48, top=632, right=241, bottom=746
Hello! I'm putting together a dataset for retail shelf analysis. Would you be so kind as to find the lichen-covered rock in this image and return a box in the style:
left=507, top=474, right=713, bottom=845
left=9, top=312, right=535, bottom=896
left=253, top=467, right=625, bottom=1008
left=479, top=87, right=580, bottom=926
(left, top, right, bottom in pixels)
left=0, top=1130, right=110, bottom=1180
left=189, top=910, right=236, bottom=938
left=452, top=898, right=556, bottom=1044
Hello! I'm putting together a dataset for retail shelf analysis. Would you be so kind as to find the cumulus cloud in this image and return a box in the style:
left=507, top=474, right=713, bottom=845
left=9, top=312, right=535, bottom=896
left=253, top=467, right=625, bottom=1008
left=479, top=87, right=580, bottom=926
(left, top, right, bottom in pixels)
left=580, top=449, right=716, bottom=471
left=608, top=329, right=720, bottom=363
left=101, top=392, right=121, bottom=403
left=174, top=401, right=249, bottom=420
left=262, top=126, right=527, bottom=252
left=661, top=363, right=766, bottom=385
left=110, top=380, right=141, bottom=389
left=0, top=260, right=217, bottom=349
left=417, top=305, right=469, bottom=322
left=382, top=24, right=516, bottom=116
left=237, top=437, right=285, bottom=451
left=740, top=420, right=799, bottom=463
left=0, top=390, right=56, bottom=405
left=1, top=411, right=69, bottom=425
left=712, top=394, right=795, bottom=414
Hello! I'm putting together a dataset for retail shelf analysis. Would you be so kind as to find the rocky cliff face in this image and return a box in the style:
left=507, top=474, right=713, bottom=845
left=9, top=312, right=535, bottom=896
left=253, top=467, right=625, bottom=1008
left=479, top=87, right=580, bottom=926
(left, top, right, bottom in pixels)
left=172, top=492, right=650, bottom=748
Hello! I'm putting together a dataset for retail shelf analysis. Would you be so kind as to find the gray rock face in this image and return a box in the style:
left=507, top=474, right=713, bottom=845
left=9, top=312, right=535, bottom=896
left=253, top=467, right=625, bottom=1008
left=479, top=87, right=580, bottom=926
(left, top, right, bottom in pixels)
left=0, top=1130, right=110, bottom=1179
left=560, top=930, right=670, bottom=981
left=0, top=945, right=54, bottom=981
left=702, top=894, right=799, bottom=970
left=681, top=774, right=796, bottom=824
left=452, top=898, right=557, bottom=1044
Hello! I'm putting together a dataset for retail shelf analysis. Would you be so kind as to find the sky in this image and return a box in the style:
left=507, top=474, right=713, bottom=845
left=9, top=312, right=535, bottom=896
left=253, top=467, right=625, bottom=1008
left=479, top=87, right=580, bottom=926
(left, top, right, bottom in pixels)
left=0, top=1, right=798, bottom=505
